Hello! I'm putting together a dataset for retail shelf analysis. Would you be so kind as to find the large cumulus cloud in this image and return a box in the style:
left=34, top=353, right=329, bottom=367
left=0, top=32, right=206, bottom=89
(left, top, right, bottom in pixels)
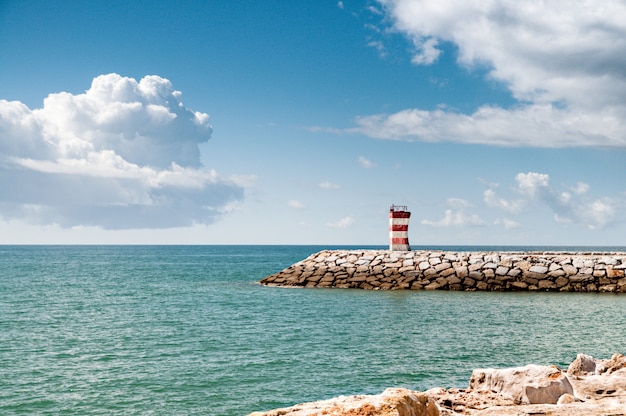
left=350, top=0, right=626, bottom=147
left=0, top=73, right=245, bottom=229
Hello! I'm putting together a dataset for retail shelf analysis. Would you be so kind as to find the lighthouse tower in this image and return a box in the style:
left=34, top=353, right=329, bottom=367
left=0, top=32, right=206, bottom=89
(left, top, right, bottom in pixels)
left=389, top=205, right=411, bottom=251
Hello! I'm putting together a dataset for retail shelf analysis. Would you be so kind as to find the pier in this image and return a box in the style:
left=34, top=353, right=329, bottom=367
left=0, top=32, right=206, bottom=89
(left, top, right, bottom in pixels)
left=260, top=249, right=626, bottom=293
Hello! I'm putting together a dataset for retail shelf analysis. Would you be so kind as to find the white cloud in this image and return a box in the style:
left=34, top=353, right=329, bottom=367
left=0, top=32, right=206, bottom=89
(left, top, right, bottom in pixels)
left=410, top=37, right=440, bottom=65
left=485, top=172, right=623, bottom=230
left=326, top=216, right=355, bottom=228
left=344, top=1, right=626, bottom=148
left=368, top=40, right=388, bottom=59
left=572, top=182, right=590, bottom=195
left=421, top=209, right=486, bottom=228
left=447, top=197, right=471, bottom=209
left=367, top=5, right=384, bottom=16
left=381, top=0, right=626, bottom=107
left=319, top=181, right=341, bottom=190
left=515, top=172, right=551, bottom=198
left=483, top=188, right=524, bottom=214
left=358, top=155, right=375, bottom=168
left=287, top=200, right=305, bottom=209
left=229, top=174, right=257, bottom=188
left=349, top=105, right=626, bottom=147
left=337, top=1, right=344, bottom=10
left=580, top=199, right=616, bottom=230
left=494, top=218, right=521, bottom=230
left=421, top=198, right=486, bottom=227
left=0, top=73, right=245, bottom=229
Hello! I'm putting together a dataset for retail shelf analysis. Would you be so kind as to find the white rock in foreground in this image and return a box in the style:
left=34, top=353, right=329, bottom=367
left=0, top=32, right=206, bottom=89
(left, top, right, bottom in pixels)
left=248, top=388, right=440, bottom=416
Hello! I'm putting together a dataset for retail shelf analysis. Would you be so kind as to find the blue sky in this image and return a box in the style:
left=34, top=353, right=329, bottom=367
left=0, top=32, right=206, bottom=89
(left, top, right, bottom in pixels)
left=1, top=0, right=625, bottom=245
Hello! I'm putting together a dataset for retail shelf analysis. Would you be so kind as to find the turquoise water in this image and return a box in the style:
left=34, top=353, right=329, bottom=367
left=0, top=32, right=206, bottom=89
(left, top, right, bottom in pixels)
left=1, top=245, right=625, bottom=415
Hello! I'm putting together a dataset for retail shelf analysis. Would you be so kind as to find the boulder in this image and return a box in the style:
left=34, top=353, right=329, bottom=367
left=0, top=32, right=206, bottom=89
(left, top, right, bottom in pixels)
left=567, top=353, right=600, bottom=375
left=468, top=364, right=573, bottom=404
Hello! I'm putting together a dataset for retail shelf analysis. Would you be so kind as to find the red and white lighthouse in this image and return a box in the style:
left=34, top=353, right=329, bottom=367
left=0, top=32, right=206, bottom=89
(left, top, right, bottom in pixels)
left=389, top=204, right=411, bottom=251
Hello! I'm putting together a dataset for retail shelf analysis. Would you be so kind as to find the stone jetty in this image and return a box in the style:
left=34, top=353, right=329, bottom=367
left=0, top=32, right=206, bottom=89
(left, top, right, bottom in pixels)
left=260, top=250, right=626, bottom=293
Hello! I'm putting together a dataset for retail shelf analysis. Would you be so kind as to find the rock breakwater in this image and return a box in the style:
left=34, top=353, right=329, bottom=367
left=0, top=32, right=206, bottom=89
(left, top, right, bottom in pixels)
left=260, top=250, right=626, bottom=292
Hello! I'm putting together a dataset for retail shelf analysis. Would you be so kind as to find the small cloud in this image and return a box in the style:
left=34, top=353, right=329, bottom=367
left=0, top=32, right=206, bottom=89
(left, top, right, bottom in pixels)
left=479, top=178, right=500, bottom=189
left=337, top=1, right=344, bottom=9
left=411, top=37, right=441, bottom=65
left=429, top=76, right=448, bottom=87
left=483, top=188, right=524, bottom=214
left=254, top=121, right=278, bottom=128
left=515, top=172, right=550, bottom=198
left=447, top=198, right=472, bottom=209
left=364, top=23, right=381, bottom=33
left=368, top=40, right=387, bottom=59
left=287, top=200, right=305, bottom=209
left=421, top=209, right=486, bottom=228
left=366, top=5, right=383, bottom=15
left=554, top=214, right=573, bottom=225
left=326, top=216, right=355, bottom=228
left=358, top=156, right=375, bottom=169
left=572, top=182, right=590, bottom=195
left=230, top=174, right=257, bottom=187
left=582, top=199, right=615, bottom=230
left=422, top=198, right=486, bottom=228
left=494, top=218, right=521, bottom=229
left=319, top=181, right=341, bottom=190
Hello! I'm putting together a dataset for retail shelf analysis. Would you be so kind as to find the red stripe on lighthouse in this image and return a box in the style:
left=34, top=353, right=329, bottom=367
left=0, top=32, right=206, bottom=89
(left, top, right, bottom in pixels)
left=391, top=237, right=409, bottom=244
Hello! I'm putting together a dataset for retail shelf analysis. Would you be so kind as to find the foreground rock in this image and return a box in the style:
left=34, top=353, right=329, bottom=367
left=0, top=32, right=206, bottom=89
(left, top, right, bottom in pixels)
left=261, top=250, right=626, bottom=292
left=249, top=388, right=439, bottom=416
left=250, top=354, right=626, bottom=416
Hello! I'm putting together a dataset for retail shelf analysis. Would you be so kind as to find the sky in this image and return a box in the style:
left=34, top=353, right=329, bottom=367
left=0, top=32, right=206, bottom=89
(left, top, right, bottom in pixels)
left=0, top=0, right=625, bottom=246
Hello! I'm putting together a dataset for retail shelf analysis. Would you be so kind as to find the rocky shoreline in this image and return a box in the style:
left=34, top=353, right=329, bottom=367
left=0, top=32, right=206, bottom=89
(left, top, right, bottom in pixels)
left=249, top=353, right=626, bottom=415
left=260, top=250, right=626, bottom=292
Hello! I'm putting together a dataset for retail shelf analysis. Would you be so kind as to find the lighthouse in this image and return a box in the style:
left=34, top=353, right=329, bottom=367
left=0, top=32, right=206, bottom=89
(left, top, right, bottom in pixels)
left=389, top=205, right=411, bottom=251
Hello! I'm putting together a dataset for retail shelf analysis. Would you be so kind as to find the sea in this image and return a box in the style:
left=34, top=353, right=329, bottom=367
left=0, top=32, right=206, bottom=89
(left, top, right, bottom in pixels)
left=1, top=244, right=625, bottom=415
